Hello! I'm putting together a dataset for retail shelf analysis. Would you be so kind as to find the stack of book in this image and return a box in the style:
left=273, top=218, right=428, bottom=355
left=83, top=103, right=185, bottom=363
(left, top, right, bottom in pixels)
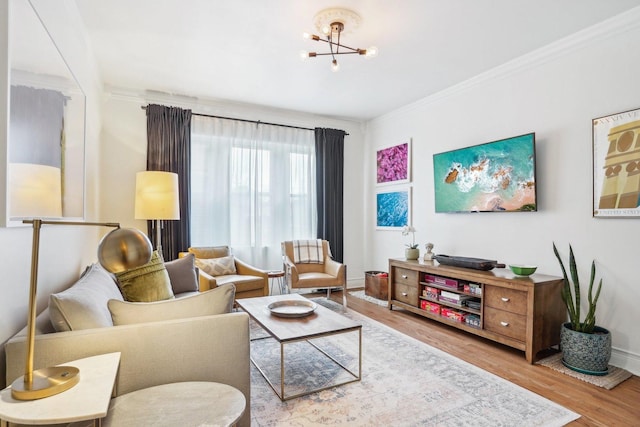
left=465, top=298, right=481, bottom=310
left=438, top=290, right=473, bottom=306
left=424, top=274, right=461, bottom=290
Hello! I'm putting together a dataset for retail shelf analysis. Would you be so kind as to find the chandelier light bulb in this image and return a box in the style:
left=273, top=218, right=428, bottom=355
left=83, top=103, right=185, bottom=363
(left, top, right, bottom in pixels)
left=366, top=46, right=379, bottom=58
left=300, top=50, right=309, bottom=60
left=331, top=59, right=340, bottom=72
left=321, top=24, right=331, bottom=35
left=303, top=32, right=320, bottom=41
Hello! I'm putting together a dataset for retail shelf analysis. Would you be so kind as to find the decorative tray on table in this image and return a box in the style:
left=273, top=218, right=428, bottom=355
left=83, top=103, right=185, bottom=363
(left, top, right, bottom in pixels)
left=268, top=300, right=317, bottom=318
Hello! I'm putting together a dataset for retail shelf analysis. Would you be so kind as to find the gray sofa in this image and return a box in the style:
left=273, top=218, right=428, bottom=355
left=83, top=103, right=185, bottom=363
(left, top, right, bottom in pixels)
left=4, top=255, right=251, bottom=427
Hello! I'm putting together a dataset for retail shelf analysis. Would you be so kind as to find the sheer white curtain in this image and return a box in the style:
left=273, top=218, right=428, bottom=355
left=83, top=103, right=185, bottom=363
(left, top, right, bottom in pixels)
left=190, top=116, right=317, bottom=269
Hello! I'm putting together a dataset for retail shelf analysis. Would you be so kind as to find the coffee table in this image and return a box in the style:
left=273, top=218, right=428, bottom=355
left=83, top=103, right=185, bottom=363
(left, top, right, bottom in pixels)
left=236, top=294, right=361, bottom=400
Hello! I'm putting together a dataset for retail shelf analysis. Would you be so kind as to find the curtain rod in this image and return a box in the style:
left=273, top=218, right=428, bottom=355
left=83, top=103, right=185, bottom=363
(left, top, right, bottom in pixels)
left=141, top=106, right=348, bottom=135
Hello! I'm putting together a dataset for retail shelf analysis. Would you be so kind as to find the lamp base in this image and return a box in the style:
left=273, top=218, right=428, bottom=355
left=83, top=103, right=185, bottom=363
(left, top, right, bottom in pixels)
left=11, top=366, right=80, bottom=400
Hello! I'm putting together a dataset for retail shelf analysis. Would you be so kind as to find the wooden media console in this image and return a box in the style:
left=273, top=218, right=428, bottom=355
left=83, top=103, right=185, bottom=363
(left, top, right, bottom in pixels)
left=388, top=258, right=566, bottom=363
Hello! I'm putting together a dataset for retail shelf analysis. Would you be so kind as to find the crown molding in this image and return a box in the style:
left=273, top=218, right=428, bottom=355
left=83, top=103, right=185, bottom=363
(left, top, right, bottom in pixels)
left=375, top=6, right=640, bottom=123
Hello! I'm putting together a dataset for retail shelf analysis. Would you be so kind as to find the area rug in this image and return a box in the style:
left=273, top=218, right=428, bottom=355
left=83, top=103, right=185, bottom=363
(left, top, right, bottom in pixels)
left=348, top=289, right=388, bottom=307
left=250, top=299, right=580, bottom=426
left=536, top=352, right=632, bottom=390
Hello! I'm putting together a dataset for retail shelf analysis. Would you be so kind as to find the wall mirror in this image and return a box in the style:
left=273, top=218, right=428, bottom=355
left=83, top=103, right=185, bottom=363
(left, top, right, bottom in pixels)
left=3, top=0, right=86, bottom=226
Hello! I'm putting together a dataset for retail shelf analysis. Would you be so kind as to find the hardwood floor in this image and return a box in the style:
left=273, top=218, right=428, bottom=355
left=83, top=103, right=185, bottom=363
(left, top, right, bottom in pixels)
left=321, top=289, right=640, bottom=426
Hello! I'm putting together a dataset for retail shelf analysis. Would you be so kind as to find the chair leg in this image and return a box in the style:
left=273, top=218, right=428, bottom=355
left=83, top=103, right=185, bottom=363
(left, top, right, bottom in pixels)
left=326, top=288, right=331, bottom=299
left=343, top=264, right=348, bottom=307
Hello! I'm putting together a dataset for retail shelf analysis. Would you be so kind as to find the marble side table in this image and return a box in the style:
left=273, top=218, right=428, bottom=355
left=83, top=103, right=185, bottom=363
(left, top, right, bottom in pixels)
left=0, top=352, right=120, bottom=427
left=102, top=381, right=246, bottom=427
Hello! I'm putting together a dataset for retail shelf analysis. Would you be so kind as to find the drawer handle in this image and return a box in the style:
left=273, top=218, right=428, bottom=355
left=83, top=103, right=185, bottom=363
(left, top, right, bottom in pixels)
left=402, top=275, right=408, bottom=279
left=501, top=297, right=510, bottom=302
left=500, top=321, right=509, bottom=327
left=402, top=292, right=408, bottom=296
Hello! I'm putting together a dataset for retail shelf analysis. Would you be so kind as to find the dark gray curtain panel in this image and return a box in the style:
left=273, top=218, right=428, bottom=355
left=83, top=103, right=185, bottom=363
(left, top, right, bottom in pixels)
left=315, top=127, right=346, bottom=262
left=146, top=104, right=192, bottom=260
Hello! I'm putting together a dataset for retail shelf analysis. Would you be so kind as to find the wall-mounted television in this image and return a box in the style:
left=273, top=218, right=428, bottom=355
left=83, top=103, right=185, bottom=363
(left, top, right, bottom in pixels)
left=433, top=133, right=537, bottom=213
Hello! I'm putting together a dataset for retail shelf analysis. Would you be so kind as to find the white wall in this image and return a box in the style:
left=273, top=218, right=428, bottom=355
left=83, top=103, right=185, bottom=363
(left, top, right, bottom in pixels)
left=0, top=0, right=103, bottom=387
left=99, top=90, right=366, bottom=283
left=365, top=10, right=640, bottom=374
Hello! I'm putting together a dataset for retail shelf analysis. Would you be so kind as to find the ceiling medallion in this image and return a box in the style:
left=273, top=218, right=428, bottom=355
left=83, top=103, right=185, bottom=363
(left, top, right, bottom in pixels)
left=301, top=7, right=378, bottom=72
left=313, top=7, right=361, bottom=35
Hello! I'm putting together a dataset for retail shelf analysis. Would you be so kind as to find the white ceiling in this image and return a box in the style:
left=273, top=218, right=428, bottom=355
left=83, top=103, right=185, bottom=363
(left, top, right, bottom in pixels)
left=74, top=0, right=640, bottom=121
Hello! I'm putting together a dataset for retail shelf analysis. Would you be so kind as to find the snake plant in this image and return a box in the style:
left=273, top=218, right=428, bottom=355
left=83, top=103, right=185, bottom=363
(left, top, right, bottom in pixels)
left=553, top=243, right=603, bottom=333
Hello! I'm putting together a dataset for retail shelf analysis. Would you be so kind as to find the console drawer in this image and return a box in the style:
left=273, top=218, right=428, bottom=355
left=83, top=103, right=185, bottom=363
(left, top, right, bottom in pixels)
left=393, top=282, right=419, bottom=306
left=484, top=307, right=526, bottom=342
left=393, top=267, right=418, bottom=285
left=484, top=286, right=527, bottom=315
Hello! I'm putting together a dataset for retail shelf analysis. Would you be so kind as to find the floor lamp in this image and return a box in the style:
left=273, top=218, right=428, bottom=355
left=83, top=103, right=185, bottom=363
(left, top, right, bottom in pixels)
left=8, top=164, right=153, bottom=400
left=134, top=171, right=180, bottom=256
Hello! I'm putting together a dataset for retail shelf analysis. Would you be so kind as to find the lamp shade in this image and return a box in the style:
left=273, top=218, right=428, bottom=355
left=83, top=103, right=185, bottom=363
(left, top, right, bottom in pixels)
left=9, top=163, right=62, bottom=218
left=134, top=171, right=180, bottom=220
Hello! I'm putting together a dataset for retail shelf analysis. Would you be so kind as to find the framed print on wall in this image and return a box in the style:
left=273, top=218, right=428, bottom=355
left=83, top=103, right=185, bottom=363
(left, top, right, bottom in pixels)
left=376, top=140, right=411, bottom=185
left=376, top=187, right=411, bottom=229
left=593, top=107, right=640, bottom=217
left=432, top=133, right=537, bottom=213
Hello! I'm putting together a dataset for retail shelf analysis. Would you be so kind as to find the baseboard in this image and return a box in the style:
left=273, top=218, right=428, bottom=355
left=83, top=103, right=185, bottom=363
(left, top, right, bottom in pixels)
left=346, top=278, right=364, bottom=289
left=611, top=347, right=640, bottom=376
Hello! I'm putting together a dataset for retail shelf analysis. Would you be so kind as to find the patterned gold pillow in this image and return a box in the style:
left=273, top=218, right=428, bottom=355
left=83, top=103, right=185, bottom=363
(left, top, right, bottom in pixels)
left=195, top=255, right=237, bottom=276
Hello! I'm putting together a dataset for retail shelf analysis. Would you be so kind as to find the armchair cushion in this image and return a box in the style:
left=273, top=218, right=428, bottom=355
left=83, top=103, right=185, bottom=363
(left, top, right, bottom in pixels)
left=165, top=253, right=199, bottom=294
left=115, top=251, right=174, bottom=302
left=49, top=263, right=123, bottom=332
left=108, top=285, right=236, bottom=326
left=195, top=255, right=237, bottom=276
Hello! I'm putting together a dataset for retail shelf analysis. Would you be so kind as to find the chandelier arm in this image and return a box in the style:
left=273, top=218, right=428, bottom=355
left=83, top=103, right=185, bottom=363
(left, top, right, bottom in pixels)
left=312, top=38, right=362, bottom=53
left=312, top=39, right=362, bottom=53
left=311, top=52, right=361, bottom=56
left=328, top=35, right=337, bottom=61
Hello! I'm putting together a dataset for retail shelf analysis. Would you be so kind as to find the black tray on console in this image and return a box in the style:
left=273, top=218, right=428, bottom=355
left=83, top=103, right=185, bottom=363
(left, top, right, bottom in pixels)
left=434, top=254, right=505, bottom=271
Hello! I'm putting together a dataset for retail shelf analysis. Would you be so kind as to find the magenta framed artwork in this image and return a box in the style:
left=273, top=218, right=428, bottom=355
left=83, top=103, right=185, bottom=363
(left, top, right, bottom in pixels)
left=376, top=140, right=411, bottom=185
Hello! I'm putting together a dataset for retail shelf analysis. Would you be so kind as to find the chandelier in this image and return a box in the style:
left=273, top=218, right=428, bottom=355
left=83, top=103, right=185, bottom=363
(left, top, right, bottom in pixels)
left=300, top=7, right=378, bottom=72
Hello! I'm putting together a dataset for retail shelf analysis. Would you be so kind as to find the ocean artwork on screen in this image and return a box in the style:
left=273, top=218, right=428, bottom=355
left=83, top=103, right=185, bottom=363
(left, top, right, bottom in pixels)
left=433, top=133, right=536, bottom=213
left=376, top=188, right=410, bottom=228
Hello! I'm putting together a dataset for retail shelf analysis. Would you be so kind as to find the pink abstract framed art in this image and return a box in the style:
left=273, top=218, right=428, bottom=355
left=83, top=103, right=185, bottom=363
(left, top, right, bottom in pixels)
left=376, top=140, right=411, bottom=186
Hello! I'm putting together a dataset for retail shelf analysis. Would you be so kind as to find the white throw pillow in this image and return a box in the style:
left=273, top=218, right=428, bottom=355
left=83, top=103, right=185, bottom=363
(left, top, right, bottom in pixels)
left=108, top=284, right=236, bottom=326
left=195, top=255, right=237, bottom=276
left=49, top=263, right=123, bottom=332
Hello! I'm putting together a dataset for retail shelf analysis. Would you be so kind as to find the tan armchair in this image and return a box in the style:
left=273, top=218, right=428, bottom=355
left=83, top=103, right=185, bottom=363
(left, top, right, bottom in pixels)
left=281, top=240, right=347, bottom=306
left=179, top=246, right=269, bottom=299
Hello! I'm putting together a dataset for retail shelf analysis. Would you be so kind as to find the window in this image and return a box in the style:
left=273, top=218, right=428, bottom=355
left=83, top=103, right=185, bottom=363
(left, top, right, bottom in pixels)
left=190, top=116, right=316, bottom=269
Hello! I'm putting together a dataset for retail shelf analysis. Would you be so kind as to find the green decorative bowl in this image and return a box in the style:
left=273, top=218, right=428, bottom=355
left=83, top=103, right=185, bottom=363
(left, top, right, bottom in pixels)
left=509, top=264, right=537, bottom=276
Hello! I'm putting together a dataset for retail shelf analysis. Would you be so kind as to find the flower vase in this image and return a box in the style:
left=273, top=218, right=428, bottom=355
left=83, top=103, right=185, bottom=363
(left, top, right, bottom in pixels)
left=405, top=248, right=419, bottom=260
